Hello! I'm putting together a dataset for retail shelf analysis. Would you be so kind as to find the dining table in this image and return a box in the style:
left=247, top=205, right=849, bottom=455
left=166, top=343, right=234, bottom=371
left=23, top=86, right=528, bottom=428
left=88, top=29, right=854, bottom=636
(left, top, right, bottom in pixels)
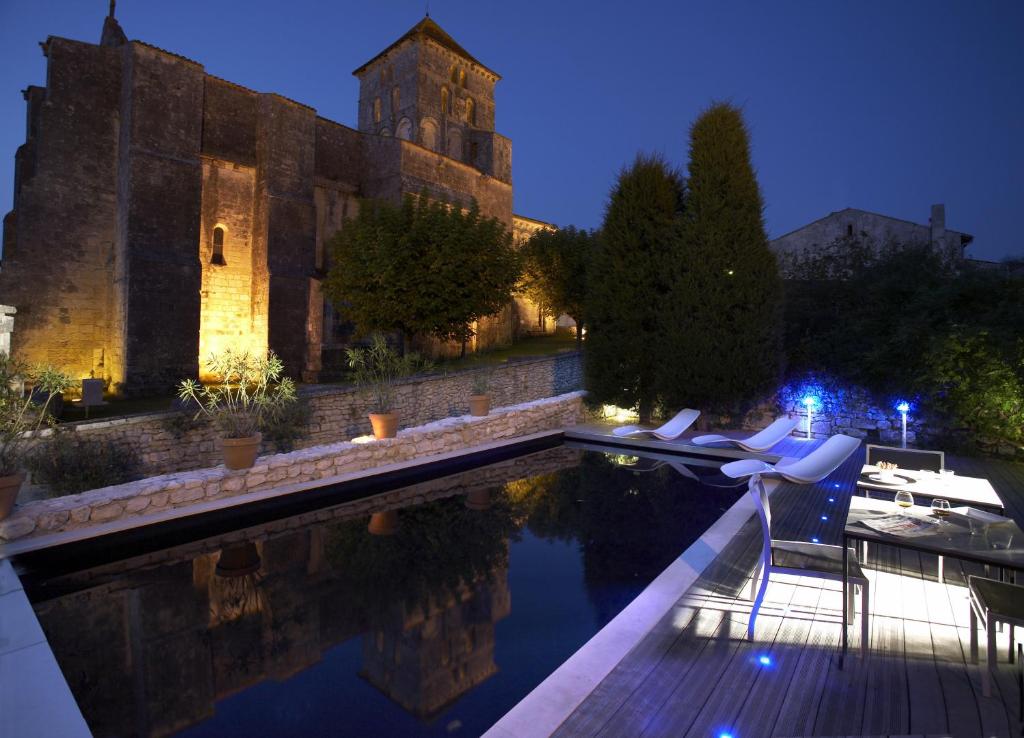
left=857, top=463, right=1004, bottom=513
left=840, top=495, right=1024, bottom=667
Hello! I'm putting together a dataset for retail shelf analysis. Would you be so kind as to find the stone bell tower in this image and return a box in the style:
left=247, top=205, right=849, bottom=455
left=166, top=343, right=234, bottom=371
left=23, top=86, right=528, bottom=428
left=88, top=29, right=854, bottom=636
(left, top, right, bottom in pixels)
left=352, top=17, right=510, bottom=183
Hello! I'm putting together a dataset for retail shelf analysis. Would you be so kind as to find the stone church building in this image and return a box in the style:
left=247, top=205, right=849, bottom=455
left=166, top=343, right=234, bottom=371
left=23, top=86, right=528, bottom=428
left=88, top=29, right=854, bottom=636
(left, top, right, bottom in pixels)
left=0, top=9, right=551, bottom=392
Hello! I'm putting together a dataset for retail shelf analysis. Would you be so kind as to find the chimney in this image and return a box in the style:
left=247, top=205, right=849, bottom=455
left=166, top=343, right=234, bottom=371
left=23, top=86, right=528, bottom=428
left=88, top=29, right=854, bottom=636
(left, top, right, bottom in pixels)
left=929, top=204, right=946, bottom=245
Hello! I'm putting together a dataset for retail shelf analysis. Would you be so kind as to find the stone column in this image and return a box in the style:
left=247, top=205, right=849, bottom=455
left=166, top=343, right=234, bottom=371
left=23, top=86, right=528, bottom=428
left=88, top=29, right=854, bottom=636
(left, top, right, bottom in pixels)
left=0, top=305, right=15, bottom=355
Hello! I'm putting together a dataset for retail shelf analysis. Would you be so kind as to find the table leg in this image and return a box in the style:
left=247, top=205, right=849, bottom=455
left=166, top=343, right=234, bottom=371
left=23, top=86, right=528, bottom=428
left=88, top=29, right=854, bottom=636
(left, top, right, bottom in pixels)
left=841, top=535, right=849, bottom=669
left=938, top=555, right=944, bottom=583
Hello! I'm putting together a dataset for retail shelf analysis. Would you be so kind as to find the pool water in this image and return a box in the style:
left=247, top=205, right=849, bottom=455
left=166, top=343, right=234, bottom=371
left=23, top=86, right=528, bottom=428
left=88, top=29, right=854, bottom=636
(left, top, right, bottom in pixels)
left=21, top=444, right=741, bottom=738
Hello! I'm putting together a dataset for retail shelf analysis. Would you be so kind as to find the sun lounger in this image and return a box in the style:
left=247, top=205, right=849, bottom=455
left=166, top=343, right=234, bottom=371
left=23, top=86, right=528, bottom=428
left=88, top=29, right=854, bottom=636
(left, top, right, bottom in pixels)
left=719, top=433, right=861, bottom=485
left=611, top=408, right=700, bottom=441
left=690, top=416, right=800, bottom=452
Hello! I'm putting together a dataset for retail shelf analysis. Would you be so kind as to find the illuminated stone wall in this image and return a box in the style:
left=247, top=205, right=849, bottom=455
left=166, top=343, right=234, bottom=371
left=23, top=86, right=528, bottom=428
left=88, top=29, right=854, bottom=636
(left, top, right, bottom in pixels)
left=511, top=214, right=561, bottom=336
left=197, top=159, right=265, bottom=376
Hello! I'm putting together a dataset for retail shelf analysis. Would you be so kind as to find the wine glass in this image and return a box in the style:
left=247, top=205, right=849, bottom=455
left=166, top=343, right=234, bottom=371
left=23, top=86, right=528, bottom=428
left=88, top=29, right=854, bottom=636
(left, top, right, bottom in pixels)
left=930, top=498, right=951, bottom=520
left=894, top=490, right=914, bottom=514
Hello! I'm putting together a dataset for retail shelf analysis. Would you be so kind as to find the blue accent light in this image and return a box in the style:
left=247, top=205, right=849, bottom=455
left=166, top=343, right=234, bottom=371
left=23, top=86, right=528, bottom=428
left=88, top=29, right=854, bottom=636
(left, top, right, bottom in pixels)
left=758, top=655, right=772, bottom=666
left=833, top=483, right=841, bottom=488
left=718, top=733, right=734, bottom=738
left=828, top=497, right=835, bottom=503
left=802, top=395, right=816, bottom=407
left=895, top=400, right=911, bottom=414
left=820, top=515, right=828, bottom=521
left=811, top=537, right=820, bottom=543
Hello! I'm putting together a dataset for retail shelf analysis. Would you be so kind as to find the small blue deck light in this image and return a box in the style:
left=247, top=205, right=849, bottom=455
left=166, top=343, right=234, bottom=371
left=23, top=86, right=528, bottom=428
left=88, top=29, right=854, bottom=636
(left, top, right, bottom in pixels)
left=811, top=537, right=820, bottom=543
left=718, top=732, right=734, bottom=738
left=833, top=482, right=841, bottom=488
left=820, top=515, right=828, bottom=521
left=758, top=654, right=772, bottom=666
left=828, top=497, right=835, bottom=503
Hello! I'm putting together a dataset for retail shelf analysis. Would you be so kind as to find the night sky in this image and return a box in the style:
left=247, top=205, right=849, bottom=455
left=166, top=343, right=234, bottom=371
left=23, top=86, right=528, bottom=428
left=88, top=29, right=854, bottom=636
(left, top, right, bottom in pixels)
left=1, top=0, right=1021, bottom=261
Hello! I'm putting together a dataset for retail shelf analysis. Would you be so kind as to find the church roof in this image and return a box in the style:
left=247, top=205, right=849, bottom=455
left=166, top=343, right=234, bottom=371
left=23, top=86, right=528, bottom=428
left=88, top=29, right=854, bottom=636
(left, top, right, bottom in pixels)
left=352, top=17, right=499, bottom=79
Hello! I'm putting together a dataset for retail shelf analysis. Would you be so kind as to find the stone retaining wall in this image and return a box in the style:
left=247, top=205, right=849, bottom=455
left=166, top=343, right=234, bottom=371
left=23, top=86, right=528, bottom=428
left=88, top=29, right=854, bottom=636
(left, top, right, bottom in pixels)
left=26, top=352, right=582, bottom=488
left=0, top=392, right=585, bottom=544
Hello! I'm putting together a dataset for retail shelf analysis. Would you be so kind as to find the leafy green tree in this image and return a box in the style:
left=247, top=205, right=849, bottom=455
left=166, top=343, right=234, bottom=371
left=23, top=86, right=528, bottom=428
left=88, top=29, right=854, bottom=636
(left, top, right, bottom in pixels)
left=660, top=102, right=782, bottom=416
left=431, top=201, right=521, bottom=356
left=586, top=155, right=686, bottom=421
left=521, top=225, right=594, bottom=349
left=324, top=192, right=519, bottom=356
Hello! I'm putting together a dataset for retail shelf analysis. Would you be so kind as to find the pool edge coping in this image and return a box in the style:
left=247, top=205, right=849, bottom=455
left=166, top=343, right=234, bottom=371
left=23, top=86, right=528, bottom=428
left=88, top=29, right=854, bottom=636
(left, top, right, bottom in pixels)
left=482, top=475, right=776, bottom=738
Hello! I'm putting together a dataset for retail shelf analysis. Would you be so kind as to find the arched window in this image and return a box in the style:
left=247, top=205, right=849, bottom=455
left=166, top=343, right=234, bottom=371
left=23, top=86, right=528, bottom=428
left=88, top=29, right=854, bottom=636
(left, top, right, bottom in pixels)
left=440, top=87, right=450, bottom=116
left=212, top=226, right=226, bottom=265
left=450, top=66, right=459, bottom=84
left=420, top=118, right=439, bottom=152
left=396, top=117, right=413, bottom=141
left=458, top=68, right=466, bottom=88
left=466, top=97, right=476, bottom=126
left=448, top=129, right=463, bottom=160
left=373, top=97, right=382, bottom=124
left=391, top=86, right=400, bottom=117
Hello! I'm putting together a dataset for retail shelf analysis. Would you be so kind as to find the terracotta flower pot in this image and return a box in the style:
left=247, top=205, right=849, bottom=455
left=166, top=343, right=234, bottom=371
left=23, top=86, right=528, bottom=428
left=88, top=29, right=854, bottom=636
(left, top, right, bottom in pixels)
left=469, top=394, right=491, bottom=417
left=222, top=433, right=262, bottom=470
left=368, top=510, right=398, bottom=536
left=369, top=412, right=399, bottom=439
left=0, top=472, right=26, bottom=521
left=465, top=489, right=492, bottom=511
left=215, top=541, right=262, bottom=578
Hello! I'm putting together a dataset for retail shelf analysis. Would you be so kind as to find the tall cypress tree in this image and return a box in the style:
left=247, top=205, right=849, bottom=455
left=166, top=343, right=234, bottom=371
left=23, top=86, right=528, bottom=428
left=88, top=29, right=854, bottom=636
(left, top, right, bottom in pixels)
left=585, top=155, right=685, bottom=421
left=660, top=103, right=782, bottom=416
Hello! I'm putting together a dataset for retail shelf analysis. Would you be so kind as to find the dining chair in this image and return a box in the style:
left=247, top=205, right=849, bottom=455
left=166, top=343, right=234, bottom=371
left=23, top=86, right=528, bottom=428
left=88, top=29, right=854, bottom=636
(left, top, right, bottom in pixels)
left=968, top=575, right=1024, bottom=697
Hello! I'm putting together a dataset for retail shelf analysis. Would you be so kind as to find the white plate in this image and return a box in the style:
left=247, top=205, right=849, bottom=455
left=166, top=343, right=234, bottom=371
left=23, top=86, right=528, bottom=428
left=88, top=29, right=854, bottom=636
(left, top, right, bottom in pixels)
left=868, top=473, right=904, bottom=485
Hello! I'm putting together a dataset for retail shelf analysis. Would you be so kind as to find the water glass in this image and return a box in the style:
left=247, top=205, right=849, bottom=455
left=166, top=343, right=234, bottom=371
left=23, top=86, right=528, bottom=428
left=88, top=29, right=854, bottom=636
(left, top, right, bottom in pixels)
left=895, top=490, right=914, bottom=513
left=930, top=498, right=951, bottom=519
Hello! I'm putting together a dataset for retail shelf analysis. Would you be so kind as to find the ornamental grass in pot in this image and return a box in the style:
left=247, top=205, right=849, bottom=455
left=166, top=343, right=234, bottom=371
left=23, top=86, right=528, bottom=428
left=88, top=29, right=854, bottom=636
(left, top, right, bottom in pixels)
left=0, top=355, right=73, bottom=519
left=178, top=350, right=297, bottom=470
left=346, top=334, right=427, bottom=440
left=469, top=370, right=492, bottom=417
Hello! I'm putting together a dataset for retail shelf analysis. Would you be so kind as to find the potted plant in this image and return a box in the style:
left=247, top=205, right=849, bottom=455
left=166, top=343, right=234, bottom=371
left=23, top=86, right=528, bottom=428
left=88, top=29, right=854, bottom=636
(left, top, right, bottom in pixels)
left=469, top=370, right=492, bottom=417
left=178, top=349, right=297, bottom=470
left=346, top=334, right=426, bottom=440
left=0, top=356, right=73, bottom=519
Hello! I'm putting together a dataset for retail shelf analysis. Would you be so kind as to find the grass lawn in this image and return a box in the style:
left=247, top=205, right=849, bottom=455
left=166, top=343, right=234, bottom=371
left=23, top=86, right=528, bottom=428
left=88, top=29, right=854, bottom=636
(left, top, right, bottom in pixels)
left=433, top=332, right=580, bottom=372
left=59, top=395, right=177, bottom=423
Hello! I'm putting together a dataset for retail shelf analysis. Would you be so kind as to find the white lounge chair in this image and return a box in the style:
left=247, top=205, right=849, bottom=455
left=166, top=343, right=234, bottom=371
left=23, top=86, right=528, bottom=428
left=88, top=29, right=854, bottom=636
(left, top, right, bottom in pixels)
left=720, top=433, right=861, bottom=484
left=611, top=408, right=700, bottom=441
left=691, top=416, right=800, bottom=453
left=721, top=434, right=866, bottom=648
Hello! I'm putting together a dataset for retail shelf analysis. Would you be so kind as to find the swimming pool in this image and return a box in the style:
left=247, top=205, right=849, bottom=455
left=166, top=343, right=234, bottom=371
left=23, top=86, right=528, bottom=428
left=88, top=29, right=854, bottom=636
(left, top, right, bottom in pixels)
left=17, top=442, right=742, bottom=738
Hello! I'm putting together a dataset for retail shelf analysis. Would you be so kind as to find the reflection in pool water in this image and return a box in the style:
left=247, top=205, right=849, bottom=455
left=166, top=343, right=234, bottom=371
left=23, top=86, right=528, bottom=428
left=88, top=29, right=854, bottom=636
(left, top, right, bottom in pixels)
left=26, top=446, right=741, bottom=738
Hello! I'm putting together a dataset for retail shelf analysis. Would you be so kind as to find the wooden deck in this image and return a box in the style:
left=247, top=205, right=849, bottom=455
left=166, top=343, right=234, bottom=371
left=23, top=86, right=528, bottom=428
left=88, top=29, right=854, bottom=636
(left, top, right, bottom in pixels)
left=550, top=432, right=1024, bottom=737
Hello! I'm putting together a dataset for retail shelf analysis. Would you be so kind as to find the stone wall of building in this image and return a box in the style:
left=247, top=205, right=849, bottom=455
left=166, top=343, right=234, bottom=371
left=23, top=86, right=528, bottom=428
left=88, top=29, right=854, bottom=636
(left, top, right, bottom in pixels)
left=0, top=391, right=585, bottom=543
left=197, top=159, right=263, bottom=375
left=0, top=37, right=124, bottom=380
left=771, top=204, right=971, bottom=277
left=17, top=352, right=583, bottom=494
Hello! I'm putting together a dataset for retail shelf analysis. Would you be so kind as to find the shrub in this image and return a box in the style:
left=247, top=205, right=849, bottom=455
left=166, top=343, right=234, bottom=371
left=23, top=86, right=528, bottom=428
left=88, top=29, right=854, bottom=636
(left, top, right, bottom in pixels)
left=586, top=154, right=686, bottom=421
left=0, top=356, right=73, bottom=476
left=346, top=334, right=430, bottom=414
left=660, top=102, right=782, bottom=416
left=177, top=350, right=298, bottom=438
left=28, top=431, right=140, bottom=496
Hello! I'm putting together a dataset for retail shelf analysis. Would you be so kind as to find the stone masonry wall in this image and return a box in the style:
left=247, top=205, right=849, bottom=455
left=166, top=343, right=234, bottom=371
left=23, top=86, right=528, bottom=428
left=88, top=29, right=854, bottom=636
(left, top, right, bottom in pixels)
left=0, top=392, right=585, bottom=544
left=24, top=352, right=583, bottom=486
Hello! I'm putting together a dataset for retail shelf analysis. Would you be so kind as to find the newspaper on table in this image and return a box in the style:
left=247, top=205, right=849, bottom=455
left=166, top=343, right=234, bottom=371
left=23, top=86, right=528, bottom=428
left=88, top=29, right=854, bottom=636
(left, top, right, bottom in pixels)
left=859, top=514, right=939, bottom=538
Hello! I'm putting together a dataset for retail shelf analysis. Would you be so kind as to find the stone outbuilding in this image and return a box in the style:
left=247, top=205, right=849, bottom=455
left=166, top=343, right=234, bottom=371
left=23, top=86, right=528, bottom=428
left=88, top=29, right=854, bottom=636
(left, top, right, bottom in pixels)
left=770, top=204, right=973, bottom=276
